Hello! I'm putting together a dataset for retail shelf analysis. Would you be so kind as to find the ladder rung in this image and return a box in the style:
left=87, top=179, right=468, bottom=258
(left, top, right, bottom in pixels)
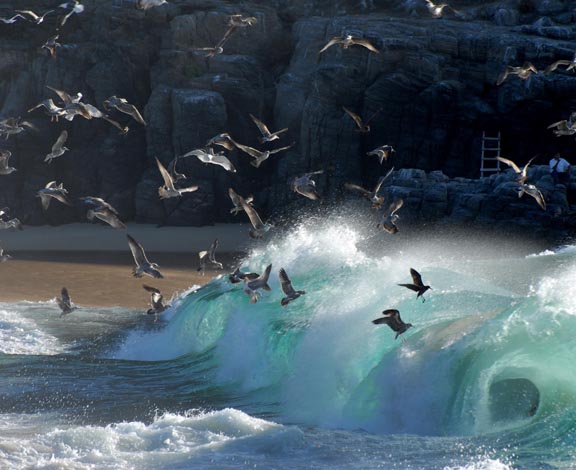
left=483, top=137, right=500, bottom=140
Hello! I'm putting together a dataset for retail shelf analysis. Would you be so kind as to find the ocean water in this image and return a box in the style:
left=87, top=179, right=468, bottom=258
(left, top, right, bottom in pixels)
left=1, top=220, right=576, bottom=469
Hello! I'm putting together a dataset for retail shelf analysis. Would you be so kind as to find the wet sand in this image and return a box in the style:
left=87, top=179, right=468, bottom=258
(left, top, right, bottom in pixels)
left=0, top=223, right=253, bottom=308
left=0, top=251, right=245, bottom=308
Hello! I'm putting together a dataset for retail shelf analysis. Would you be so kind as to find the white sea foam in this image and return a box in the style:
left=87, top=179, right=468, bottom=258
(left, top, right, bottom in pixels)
left=0, top=409, right=300, bottom=470
left=444, top=458, right=514, bottom=470
left=0, top=308, right=64, bottom=355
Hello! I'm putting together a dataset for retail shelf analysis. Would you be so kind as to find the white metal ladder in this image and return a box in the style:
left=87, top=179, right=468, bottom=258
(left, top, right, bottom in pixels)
left=480, top=131, right=501, bottom=178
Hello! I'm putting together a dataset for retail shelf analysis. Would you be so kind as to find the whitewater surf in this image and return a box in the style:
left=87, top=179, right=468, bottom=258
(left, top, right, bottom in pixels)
left=0, top=219, right=575, bottom=469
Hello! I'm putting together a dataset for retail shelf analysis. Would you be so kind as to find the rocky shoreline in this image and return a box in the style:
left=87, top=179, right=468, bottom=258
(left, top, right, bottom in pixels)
left=0, top=0, right=574, bottom=237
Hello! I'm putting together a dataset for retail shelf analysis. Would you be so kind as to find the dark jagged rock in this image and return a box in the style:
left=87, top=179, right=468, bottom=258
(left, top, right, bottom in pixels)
left=0, top=0, right=574, bottom=237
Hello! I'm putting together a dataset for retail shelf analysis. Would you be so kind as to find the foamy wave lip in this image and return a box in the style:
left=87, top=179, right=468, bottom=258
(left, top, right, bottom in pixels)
left=0, top=309, right=64, bottom=356
left=0, top=409, right=301, bottom=470
left=526, top=244, right=576, bottom=258
left=444, top=458, right=514, bottom=470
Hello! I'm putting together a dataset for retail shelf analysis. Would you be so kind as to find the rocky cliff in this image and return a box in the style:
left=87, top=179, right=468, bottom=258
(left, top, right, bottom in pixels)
left=0, top=0, right=575, bottom=235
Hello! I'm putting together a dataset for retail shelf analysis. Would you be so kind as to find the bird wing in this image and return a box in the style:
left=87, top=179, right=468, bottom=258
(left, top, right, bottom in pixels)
left=409, top=268, right=424, bottom=287
left=93, top=208, right=125, bottom=229
left=525, top=62, right=538, bottom=73
left=0, top=150, right=11, bottom=168
left=15, top=10, right=40, bottom=21
left=278, top=268, right=296, bottom=296
left=249, top=114, right=271, bottom=137
left=548, top=120, right=568, bottom=130
left=80, top=196, right=117, bottom=214
left=156, top=158, right=175, bottom=190
left=343, top=107, right=364, bottom=129
left=526, top=185, right=546, bottom=211
left=344, top=183, right=371, bottom=199
left=351, top=38, right=379, bottom=53
left=496, top=67, right=510, bottom=86
left=46, top=85, right=75, bottom=105
left=127, top=234, right=150, bottom=266
left=51, top=130, right=68, bottom=152
left=398, top=283, right=420, bottom=292
left=319, top=37, right=343, bottom=54
left=520, top=155, right=536, bottom=177
left=496, top=156, right=521, bottom=174
left=210, top=153, right=237, bottom=173
left=269, top=142, right=295, bottom=155
left=142, top=284, right=160, bottom=295
left=242, top=199, right=264, bottom=230
left=51, top=191, right=72, bottom=206
left=544, top=60, right=572, bottom=75
left=373, top=167, right=395, bottom=194
left=39, top=193, right=51, bottom=210
left=208, top=238, right=219, bottom=261
left=118, top=102, right=146, bottom=125
left=234, top=141, right=262, bottom=159
left=386, top=198, right=404, bottom=217
left=228, top=188, right=242, bottom=208
left=61, top=287, right=72, bottom=308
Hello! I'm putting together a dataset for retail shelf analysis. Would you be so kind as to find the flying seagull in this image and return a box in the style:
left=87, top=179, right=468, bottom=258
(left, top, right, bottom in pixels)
left=27, top=99, right=66, bottom=122
left=191, top=31, right=232, bottom=59
left=234, top=141, right=295, bottom=168
left=15, top=9, right=54, bottom=24
left=345, top=167, right=394, bottom=210
left=137, top=0, right=167, bottom=10
left=41, top=34, right=61, bottom=58
left=229, top=267, right=260, bottom=283
left=517, top=183, right=546, bottom=211
left=377, top=198, right=404, bottom=234
left=181, top=147, right=237, bottom=173
left=228, top=188, right=253, bottom=215
left=58, top=0, right=84, bottom=26
left=372, top=309, right=413, bottom=340
left=544, top=53, right=576, bottom=75
left=0, top=150, right=17, bottom=175
left=0, top=117, right=36, bottom=138
left=343, top=107, right=381, bottom=133
left=127, top=234, right=163, bottom=279
left=219, top=14, right=258, bottom=46
left=367, top=145, right=395, bottom=164
left=81, top=197, right=125, bottom=229
left=156, top=157, right=198, bottom=199
left=548, top=112, right=576, bottom=136
left=279, top=268, right=306, bottom=306
left=292, top=171, right=323, bottom=200
left=497, top=62, right=538, bottom=85
left=57, top=287, right=77, bottom=317
left=319, top=34, right=379, bottom=54
left=44, top=130, right=69, bottom=163
left=398, top=268, right=431, bottom=302
left=143, top=284, right=170, bottom=321
left=103, top=96, right=146, bottom=126
left=37, top=181, right=71, bottom=210
left=206, top=132, right=237, bottom=151
left=496, top=156, right=535, bottom=185
left=0, top=242, right=11, bottom=262
left=243, top=264, right=272, bottom=303
left=197, top=238, right=223, bottom=274
left=0, top=14, right=25, bottom=24
left=249, top=114, right=288, bottom=143
left=240, top=196, right=271, bottom=239
left=0, top=218, right=22, bottom=231
left=425, top=0, right=452, bottom=18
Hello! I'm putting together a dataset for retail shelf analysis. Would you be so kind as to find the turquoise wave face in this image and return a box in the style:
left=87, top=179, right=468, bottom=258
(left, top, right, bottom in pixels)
left=113, top=221, right=576, bottom=442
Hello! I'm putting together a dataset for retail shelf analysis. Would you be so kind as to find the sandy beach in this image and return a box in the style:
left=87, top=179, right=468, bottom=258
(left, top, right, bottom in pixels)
left=0, top=223, right=254, bottom=308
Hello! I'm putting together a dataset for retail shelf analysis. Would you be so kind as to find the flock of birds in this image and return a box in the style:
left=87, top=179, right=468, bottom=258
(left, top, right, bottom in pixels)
left=0, top=0, right=570, bottom=339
